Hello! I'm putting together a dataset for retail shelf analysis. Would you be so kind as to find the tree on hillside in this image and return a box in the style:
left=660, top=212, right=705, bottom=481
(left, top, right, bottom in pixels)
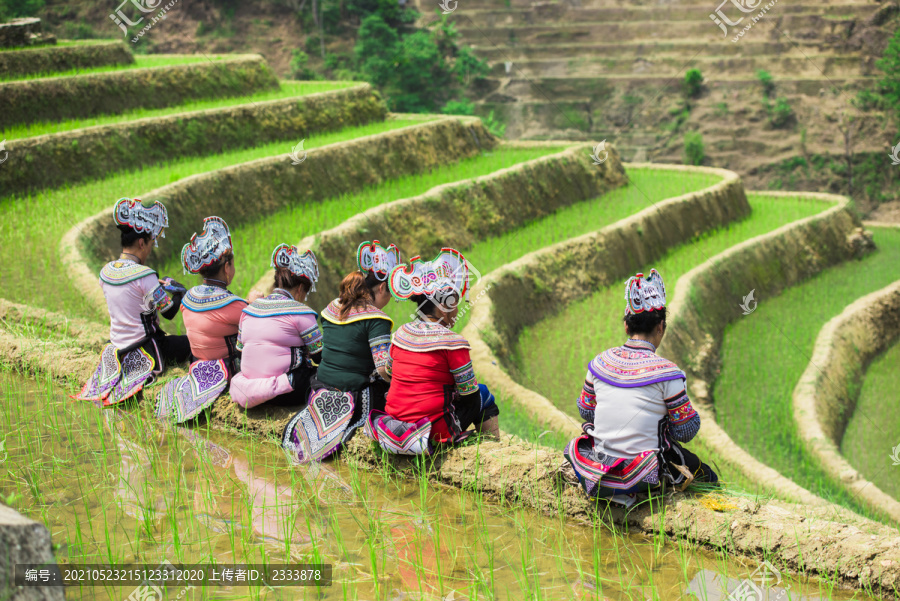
left=354, top=13, right=488, bottom=113
left=874, top=26, right=900, bottom=126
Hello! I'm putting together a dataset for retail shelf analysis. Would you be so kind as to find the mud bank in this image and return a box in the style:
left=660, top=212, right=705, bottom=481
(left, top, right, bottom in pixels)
left=1, top=307, right=899, bottom=598
left=61, top=116, right=497, bottom=315
left=462, top=164, right=747, bottom=437
left=794, top=227, right=900, bottom=522
left=249, top=142, right=628, bottom=305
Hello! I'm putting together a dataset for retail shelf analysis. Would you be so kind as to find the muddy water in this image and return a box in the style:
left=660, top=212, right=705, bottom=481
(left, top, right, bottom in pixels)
left=0, top=372, right=873, bottom=601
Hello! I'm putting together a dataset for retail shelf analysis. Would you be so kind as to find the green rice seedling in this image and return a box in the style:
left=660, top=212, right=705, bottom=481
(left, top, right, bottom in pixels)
left=2, top=80, right=357, bottom=140
left=841, top=338, right=900, bottom=501
left=0, top=118, right=426, bottom=321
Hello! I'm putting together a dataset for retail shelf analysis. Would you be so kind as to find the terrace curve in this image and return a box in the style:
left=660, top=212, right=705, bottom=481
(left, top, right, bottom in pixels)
left=464, top=184, right=867, bottom=508
left=793, top=223, right=900, bottom=523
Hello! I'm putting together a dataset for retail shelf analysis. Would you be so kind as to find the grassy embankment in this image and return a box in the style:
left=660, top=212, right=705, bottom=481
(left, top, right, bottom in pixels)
left=842, top=340, right=900, bottom=502
left=509, top=195, right=831, bottom=484
left=714, top=226, right=900, bottom=515
left=0, top=80, right=358, bottom=139
left=0, top=119, right=428, bottom=321
left=0, top=53, right=221, bottom=82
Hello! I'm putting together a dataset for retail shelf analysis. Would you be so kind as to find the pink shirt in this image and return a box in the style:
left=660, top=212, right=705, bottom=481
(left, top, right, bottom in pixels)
left=229, top=291, right=323, bottom=409
left=99, top=260, right=173, bottom=349
left=180, top=285, right=247, bottom=362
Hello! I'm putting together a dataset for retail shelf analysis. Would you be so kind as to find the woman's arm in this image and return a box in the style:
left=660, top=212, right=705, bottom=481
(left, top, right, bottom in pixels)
left=368, top=320, right=393, bottom=382
left=665, top=380, right=700, bottom=442
left=577, top=373, right=597, bottom=423
left=296, top=315, right=323, bottom=366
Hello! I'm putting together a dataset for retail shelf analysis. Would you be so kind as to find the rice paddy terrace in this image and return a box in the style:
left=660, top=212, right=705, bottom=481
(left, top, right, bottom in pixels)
left=1, top=37, right=900, bottom=601
left=421, top=0, right=898, bottom=183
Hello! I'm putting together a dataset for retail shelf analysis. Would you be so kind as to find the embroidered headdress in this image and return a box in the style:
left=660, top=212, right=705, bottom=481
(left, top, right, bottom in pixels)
left=271, top=243, right=319, bottom=293
left=181, top=216, right=233, bottom=275
left=114, top=197, right=169, bottom=247
left=624, top=269, right=667, bottom=315
left=388, top=248, right=470, bottom=310
left=357, top=240, right=400, bottom=281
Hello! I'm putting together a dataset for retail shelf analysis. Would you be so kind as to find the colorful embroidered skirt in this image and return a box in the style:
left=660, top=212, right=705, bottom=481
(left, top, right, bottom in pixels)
left=563, top=434, right=661, bottom=499
left=365, top=410, right=435, bottom=456
left=155, top=359, right=229, bottom=423
left=281, top=387, right=355, bottom=464
left=75, top=342, right=159, bottom=406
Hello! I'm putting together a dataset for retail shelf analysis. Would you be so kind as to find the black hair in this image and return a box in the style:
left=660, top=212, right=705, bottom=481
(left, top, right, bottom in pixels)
left=624, top=307, right=667, bottom=336
left=410, top=294, right=438, bottom=317
left=198, top=250, right=234, bottom=279
left=118, top=224, right=152, bottom=248
left=274, top=268, right=311, bottom=296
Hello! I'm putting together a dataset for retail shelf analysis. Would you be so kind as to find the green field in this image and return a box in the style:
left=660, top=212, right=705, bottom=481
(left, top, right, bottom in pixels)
left=1, top=81, right=358, bottom=139
left=0, top=119, right=428, bottom=321
left=0, top=53, right=223, bottom=82
left=715, top=226, right=900, bottom=517
left=381, top=167, right=726, bottom=329
left=842, top=339, right=900, bottom=502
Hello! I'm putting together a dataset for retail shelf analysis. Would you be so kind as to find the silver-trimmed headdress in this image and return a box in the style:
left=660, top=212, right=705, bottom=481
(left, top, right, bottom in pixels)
left=624, top=269, right=667, bottom=315
left=357, top=240, right=400, bottom=281
left=388, top=248, right=470, bottom=309
left=114, top=197, right=169, bottom=247
left=181, top=216, right=233, bottom=275
left=271, top=243, right=319, bottom=293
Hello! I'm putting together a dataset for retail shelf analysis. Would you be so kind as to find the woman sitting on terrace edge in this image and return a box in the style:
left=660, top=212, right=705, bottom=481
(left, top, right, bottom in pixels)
left=365, top=248, right=500, bottom=456
left=76, top=198, right=190, bottom=406
left=281, top=241, right=400, bottom=464
left=156, top=217, right=249, bottom=423
left=229, top=244, right=323, bottom=409
left=564, top=269, right=718, bottom=505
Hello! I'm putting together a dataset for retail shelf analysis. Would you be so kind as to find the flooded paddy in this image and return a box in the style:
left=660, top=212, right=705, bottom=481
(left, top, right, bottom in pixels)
left=0, top=371, right=879, bottom=601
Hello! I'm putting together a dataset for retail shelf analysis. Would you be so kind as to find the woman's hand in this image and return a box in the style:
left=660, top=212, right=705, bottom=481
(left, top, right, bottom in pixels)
left=247, top=289, right=264, bottom=303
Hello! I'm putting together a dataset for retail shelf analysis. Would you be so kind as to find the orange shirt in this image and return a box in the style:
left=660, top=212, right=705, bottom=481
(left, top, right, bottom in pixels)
left=180, top=285, right=247, bottom=361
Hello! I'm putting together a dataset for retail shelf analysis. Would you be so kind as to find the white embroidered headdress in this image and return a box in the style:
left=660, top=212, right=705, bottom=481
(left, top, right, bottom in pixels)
left=357, top=240, right=400, bottom=281
left=114, top=197, right=169, bottom=247
left=624, top=269, right=667, bottom=315
left=181, top=216, right=233, bottom=275
left=271, top=243, right=319, bottom=293
left=388, top=248, right=470, bottom=310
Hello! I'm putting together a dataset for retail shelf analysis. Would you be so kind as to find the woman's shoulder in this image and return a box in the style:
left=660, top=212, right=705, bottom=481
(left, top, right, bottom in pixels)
left=321, top=299, right=393, bottom=327
left=242, top=293, right=317, bottom=319
left=99, top=260, right=157, bottom=286
left=392, top=320, right=470, bottom=353
left=183, top=285, right=246, bottom=313
left=588, top=341, right=685, bottom=388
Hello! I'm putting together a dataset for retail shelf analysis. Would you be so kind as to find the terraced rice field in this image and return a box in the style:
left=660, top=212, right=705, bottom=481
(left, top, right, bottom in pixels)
left=1, top=36, right=898, bottom=600
left=0, top=53, right=220, bottom=82
left=714, top=226, right=900, bottom=514
left=1, top=81, right=357, bottom=139
left=842, top=340, right=900, bottom=502
left=381, top=166, right=725, bottom=329
left=0, top=119, right=426, bottom=321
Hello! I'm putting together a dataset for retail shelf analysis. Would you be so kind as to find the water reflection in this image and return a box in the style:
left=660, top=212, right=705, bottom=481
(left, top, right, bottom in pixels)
left=0, top=373, right=879, bottom=601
